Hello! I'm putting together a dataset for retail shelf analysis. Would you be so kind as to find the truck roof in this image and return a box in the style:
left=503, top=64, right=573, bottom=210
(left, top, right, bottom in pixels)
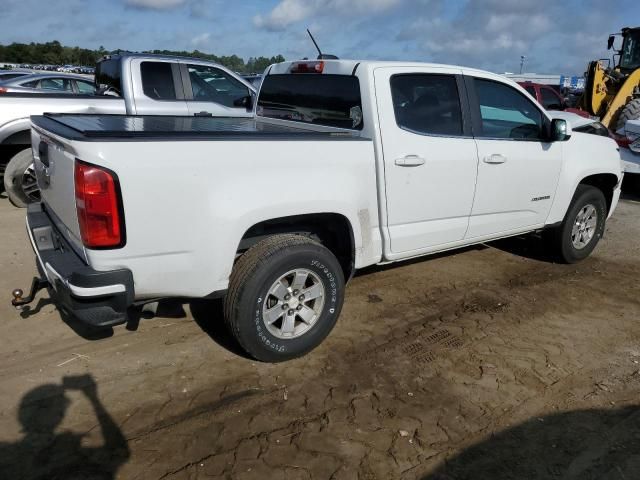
left=98, top=52, right=233, bottom=66
left=267, top=59, right=502, bottom=80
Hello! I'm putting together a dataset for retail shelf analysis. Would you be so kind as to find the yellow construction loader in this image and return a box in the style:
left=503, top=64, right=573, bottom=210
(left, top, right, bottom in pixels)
left=581, top=26, right=640, bottom=130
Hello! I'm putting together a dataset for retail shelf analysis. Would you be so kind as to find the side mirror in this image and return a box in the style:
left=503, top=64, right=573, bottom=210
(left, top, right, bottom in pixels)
left=551, top=118, right=571, bottom=141
left=607, top=35, right=615, bottom=50
left=233, top=93, right=254, bottom=110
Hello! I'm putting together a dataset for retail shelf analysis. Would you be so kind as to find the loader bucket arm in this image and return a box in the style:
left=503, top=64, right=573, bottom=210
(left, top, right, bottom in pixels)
left=601, top=68, right=640, bottom=128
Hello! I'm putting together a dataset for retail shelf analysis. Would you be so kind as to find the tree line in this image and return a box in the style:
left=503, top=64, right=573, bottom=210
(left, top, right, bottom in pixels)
left=0, top=41, right=285, bottom=73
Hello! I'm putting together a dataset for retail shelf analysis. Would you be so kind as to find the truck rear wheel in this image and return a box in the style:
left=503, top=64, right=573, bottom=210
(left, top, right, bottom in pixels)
left=4, top=148, right=39, bottom=208
left=224, top=234, right=345, bottom=362
left=550, top=185, right=607, bottom=263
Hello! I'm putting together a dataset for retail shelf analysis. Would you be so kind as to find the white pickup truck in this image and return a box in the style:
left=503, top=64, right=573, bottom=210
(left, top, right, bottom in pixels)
left=0, top=53, right=255, bottom=206
left=16, top=59, right=622, bottom=362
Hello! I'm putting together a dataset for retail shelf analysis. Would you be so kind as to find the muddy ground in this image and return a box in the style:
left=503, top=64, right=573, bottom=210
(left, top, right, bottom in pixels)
left=1, top=188, right=639, bottom=479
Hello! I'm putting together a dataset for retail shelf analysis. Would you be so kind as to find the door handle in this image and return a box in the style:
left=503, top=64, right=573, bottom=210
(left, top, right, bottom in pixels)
left=483, top=154, right=507, bottom=164
left=194, top=111, right=212, bottom=117
left=395, top=155, right=426, bottom=167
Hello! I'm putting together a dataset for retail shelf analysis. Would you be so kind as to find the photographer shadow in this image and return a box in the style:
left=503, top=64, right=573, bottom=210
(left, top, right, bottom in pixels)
left=0, top=374, right=129, bottom=479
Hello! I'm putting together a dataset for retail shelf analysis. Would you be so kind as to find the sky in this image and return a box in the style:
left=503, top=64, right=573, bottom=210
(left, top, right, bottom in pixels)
left=1, top=0, right=638, bottom=75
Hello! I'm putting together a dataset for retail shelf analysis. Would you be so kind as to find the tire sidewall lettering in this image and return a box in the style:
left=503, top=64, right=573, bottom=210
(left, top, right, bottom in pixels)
left=251, top=256, right=341, bottom=352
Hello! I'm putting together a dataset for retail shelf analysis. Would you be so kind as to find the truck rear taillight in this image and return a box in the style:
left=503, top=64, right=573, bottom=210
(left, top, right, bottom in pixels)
left=74, top=160, right=125, bottom=248
left=0, top=87, right=7, bottom=94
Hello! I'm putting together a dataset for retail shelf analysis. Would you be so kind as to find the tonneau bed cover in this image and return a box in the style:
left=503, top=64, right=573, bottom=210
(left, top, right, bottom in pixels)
left=31, top=114, right=368, bottom=141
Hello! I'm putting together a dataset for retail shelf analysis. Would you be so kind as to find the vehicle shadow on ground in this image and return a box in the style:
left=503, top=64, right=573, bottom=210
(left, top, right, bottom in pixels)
left=422, top=404, right=640, bottom=479
left=0, top=374, right=130, bottom=479
left=16, top=292, right=115, bottom=341
left=189, top=298, right=251, bottom=359
left=487, top=233, right=558, bottom=263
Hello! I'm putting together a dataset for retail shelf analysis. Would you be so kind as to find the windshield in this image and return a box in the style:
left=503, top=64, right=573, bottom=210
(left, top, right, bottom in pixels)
left=620, top=30, right=640, bottom=70
left=257, top=74, right=363, bottom=130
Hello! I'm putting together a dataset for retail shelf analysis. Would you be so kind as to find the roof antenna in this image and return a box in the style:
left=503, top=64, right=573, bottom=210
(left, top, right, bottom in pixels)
left=307, top=29, right=338, bottom=60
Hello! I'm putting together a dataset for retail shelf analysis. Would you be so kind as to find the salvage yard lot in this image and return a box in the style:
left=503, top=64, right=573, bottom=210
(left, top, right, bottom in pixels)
left=1, top=193, right=640, bottom=479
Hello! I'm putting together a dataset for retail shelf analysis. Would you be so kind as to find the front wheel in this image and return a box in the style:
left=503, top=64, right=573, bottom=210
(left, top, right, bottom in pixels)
left=224, top=234, right=345, bottom=362
left=550, top=185, right=607, bottom=263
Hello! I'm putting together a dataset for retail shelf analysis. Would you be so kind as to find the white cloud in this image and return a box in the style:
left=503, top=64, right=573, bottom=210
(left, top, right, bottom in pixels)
left=124, top=0, right=187, bottom=10
left=253, top=0, right=401, bottom=31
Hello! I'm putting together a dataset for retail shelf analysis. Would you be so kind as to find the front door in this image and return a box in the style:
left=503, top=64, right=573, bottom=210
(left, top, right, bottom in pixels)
left=181, top=63, right=254, bottom=118
left=374, top=67, right=479, bottom=255
left=464, top=74, right=563, bottom=239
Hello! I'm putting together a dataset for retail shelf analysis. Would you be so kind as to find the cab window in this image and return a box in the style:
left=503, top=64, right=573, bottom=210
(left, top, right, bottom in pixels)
left=187, top=64, right=249, bottom=107
left=474, top=78, right=544, bottom=140
left=390, top=74, right=463, bottom=136
left=140, top=61, right=177, bottom=100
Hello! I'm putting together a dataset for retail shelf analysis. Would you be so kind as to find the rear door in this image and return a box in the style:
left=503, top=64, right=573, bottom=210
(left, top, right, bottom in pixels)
left=129, top=58, right=190, bottom=115
left=180, top=62, right=254, bottom=117
left=374, top=66, right=479, bottom=255
left=464, top=73, right=562, bottom=238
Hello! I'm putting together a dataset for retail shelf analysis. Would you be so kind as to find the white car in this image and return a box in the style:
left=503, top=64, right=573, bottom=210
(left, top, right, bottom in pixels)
left=18, top=59, right=622, bottom=362
left=616, top=119, right=640, bottom=176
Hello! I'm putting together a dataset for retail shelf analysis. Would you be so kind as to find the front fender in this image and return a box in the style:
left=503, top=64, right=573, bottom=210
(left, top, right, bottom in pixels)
left=546, top=132, right=622, bottom=225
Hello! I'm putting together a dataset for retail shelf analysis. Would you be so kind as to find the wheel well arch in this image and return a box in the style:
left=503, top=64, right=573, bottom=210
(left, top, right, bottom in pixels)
left=578, top=173, right=618, bottom=213
left=1, top=129, right=30, bottom=146
left=237, top=213, right=356, bottom=280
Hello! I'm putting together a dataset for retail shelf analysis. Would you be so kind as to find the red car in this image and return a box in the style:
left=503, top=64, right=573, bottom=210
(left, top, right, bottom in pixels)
left=518, top=81, right=590, bottom=118
left=517, top=81, right=566, bottom=110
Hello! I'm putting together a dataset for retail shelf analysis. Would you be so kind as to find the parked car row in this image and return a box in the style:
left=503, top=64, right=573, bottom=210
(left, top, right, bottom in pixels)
left=4, top=64, right=94, bottom=74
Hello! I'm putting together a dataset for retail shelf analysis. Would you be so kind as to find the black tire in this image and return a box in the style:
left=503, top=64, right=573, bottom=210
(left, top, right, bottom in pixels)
left=615, top=98, right=640, bottom=131
left=224, top=234, right=345, bottom=362
left=550, top=185, right=607, bottom=263
left=3, top=148, right=38, bottom=208
left=0, top=159, right=6, bottom=194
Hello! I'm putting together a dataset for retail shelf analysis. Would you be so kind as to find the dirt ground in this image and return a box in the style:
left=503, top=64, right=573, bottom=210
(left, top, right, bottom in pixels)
left=1, top=187, right=639, bottom=480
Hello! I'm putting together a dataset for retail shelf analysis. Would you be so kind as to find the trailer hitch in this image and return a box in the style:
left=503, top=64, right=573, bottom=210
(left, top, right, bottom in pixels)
left=11, top=277, right=49, bottom=310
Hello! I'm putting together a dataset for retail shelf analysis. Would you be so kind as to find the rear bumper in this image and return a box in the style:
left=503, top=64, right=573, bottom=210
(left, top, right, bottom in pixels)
left=27, top=203, right=134, bottom=327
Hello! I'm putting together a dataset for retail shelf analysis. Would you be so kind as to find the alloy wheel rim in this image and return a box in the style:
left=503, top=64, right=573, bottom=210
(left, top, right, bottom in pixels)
left=262, top=268, right=326, bottom=339
left=20, top=163, right=41, bottom=203
left=571, top=204, right=597, bottom=250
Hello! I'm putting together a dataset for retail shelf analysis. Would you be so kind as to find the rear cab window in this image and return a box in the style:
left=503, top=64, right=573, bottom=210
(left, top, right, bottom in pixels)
left=257, top=74, right=364, bottom=130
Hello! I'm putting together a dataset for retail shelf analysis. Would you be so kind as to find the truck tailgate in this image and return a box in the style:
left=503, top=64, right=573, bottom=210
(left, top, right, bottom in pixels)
left=31, top=125, right=85, bottom=258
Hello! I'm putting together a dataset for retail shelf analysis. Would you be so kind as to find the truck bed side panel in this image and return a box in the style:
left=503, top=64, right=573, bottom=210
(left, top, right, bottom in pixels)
left=31, top=122, right=381, bottom=298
